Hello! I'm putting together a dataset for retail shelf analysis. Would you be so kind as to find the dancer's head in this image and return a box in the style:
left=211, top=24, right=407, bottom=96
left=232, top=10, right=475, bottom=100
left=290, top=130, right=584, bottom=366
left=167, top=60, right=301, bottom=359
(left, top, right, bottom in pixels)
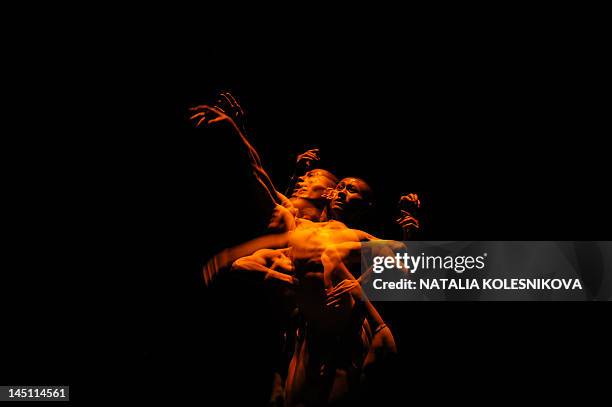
left=289, top=168, right=338, bottom=221
left=291, top=169, right=338, bottom=201
left=329, top=177, right=374, bottom=226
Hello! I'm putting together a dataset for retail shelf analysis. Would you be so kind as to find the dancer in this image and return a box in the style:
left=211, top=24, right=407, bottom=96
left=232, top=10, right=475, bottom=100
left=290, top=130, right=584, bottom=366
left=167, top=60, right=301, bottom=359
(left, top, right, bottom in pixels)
left=190, top=92, right=419, bottom=406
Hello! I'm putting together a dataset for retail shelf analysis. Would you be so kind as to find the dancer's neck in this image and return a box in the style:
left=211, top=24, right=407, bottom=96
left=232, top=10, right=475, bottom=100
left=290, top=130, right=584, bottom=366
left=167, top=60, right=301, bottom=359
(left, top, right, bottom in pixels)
left=291, top=198, right=326, bottom=221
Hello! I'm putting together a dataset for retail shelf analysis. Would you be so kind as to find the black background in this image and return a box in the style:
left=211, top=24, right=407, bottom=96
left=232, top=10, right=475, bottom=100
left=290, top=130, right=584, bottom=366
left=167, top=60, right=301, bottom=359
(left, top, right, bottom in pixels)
left=3, top=14, right=611, bottom=404
left=129, top=35, right=610, bottom=404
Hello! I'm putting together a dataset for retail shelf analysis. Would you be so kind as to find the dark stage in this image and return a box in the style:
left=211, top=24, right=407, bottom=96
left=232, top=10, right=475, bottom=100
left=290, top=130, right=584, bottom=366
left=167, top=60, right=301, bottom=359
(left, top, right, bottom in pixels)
left=3, top=32, right=610, bottom=404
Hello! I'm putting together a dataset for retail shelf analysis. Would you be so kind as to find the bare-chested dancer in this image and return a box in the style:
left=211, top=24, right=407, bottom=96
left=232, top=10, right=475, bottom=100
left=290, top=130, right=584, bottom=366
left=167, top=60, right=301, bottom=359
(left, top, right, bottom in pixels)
left=191, top=98, right=347, bottom=286
left=192, top=96, right=419, bottom=283
left=231, top=179, right=401, bottom=406
left=190, top=95, right=416, bottom=405
left=227, top=172, right=417, bottom=405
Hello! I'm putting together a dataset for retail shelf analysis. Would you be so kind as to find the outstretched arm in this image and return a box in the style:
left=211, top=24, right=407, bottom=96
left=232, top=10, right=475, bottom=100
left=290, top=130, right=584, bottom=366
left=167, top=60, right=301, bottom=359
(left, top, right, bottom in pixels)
left=189, top=93, right=303, bottom=230
left=203, top=231, right=292, bottom=286
left=189, top=102, right=281, bottom=206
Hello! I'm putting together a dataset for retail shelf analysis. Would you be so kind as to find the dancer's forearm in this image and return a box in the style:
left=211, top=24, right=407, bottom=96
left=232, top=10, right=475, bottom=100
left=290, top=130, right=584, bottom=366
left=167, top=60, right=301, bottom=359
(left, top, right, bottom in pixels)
left=231, top=258, right=295, bottom=284
left=202, top=232, right=291, bottom=286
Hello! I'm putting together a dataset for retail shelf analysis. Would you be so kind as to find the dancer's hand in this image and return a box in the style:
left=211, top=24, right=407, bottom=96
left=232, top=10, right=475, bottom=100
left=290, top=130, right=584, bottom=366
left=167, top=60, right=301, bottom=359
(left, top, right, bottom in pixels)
left=296, top=148, right=320, bottom=170
left=399, top=193, right=421, bottom=211
left=269, top=250, right=295, bottom=275
left=264, top=270, right=298, bottom=285
left=395, top=210, right=420, bottom=234
left=396, top=193, right=421, bottom=237
left=213, top=91, right=246, bottom=128
left=325, top=279, right=364, bottom=307
left=188, top=104, right=234, bottom=128
left=321, top=187, right=338, bottom=201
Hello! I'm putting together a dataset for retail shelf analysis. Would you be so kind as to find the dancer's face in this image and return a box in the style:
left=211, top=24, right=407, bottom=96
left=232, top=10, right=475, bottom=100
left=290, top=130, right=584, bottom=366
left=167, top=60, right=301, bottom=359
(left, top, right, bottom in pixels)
left=292, top=169, right=337, bottom=200
left=330, top=177, right=372, bottom=218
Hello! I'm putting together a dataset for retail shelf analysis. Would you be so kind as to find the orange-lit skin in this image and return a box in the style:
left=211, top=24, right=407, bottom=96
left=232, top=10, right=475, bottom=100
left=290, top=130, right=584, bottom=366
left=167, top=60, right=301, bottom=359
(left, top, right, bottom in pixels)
left=289, top=149, right=339, bottom=221
left=229, top=223, right=408, bottom=406
left=189, top=103, right=281, bottom=207
left=190, top=101, right=340, bottom=282
left=189, top=101, right=337, bottom=225
left=296, top=148, right=320, bottom=170
left=189, top=93, right=421, bottom=236
left=397, top=193, right=422, bottom=240
left=231, top=218, right=397, bottom=406
left=289, top=169, right=338, bottom=222
left=328, top=177, right=373, bottom=229
left=217, top=188, right=398, bottom=405
left=190, top=92, right=419, bottom=405
left=212, top=206, right=398, bottom=405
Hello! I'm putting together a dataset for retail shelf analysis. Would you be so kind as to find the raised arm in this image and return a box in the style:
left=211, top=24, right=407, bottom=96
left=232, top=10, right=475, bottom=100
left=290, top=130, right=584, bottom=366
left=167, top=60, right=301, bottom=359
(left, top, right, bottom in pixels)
left=189, top=98, right=281, bottom=206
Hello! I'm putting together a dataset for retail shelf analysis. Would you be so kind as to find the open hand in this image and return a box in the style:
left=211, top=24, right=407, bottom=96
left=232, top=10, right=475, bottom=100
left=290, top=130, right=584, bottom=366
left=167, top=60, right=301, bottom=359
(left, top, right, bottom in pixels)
left=296, top=148, right=320, bottom=170
left=188, top=104, right=232, bottom=128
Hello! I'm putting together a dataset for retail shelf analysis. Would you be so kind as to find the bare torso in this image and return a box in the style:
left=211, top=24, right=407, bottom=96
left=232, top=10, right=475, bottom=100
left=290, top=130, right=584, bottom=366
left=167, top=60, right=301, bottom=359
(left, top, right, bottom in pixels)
left=289, top=219, right=361, bottom=274
left=285, top=219, right=365, bottom=334
left=229, top=215, right=389, bottom=407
